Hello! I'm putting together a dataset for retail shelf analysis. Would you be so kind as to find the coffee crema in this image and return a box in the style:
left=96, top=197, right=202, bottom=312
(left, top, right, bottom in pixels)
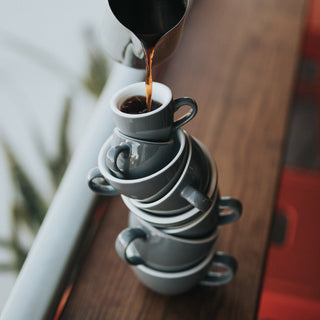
left=120, top=96, right=162, bottom=114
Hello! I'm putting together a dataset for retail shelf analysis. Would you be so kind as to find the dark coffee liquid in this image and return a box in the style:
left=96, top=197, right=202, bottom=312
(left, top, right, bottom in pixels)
left=109, top=0, right=186, bottom=112
left=120, top=96, right=162, bottom=114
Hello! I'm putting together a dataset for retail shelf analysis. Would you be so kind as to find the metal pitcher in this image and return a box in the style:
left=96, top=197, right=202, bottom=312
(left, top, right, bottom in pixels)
left=101, top=0, right=191, bottom=69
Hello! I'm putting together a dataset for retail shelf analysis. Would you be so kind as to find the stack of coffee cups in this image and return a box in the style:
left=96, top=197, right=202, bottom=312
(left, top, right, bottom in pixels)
left=88, top=82, right=242, bottom=295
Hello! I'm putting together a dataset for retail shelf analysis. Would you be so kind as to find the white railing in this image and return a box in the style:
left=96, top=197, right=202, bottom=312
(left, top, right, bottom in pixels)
left=0, top=63, right=145, bottom=320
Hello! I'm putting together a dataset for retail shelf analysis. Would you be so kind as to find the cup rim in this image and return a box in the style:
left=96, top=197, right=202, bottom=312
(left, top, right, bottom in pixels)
left=128, top=136, right=217, bottom=210
left=128, top=135, right=193, bottom=208
left=113, top=127, right=175, bottom=146
left=110, top=82, right=172, bottom=119
left=98, top=129, right=186, bottom=184
left=122, top=173, right=218, bottom=227
left=133, top=245, right=216, bottom=278
left=162, top=191, right=219, bottom=234
left=129, top=212, right=220, bottom=244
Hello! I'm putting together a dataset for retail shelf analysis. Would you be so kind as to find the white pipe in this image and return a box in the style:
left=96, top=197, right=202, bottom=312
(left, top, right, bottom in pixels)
left=0, top=63, right=145, bottom=320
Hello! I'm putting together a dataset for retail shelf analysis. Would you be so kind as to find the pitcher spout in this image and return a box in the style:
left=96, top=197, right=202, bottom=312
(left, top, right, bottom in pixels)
left=101, top=0, right=191, bottom=69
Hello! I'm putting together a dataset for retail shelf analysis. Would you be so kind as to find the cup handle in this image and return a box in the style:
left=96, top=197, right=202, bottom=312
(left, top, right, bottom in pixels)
left=87, top=167, right=119, bottom=196
left=115, top=228, right=147, bottom=265
left=180, top=185, right=212, bottom=212
left=106, top=143, right=131, bottom=175
left=217, top=197, right=242, bottom=225
left=173, top=97, right=198, bottom=129
left=200, top=251, right=237, bottom=286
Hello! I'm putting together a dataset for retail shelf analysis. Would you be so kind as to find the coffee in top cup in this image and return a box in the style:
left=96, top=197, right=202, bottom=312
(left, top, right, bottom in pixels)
left=120, top=96, right=162, bottom=114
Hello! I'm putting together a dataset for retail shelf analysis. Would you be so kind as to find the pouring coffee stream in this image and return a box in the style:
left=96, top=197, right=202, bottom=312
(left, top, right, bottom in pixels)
left=144, top=46, right=155, bottom=111
left=108, top=0, right=188, bottom=111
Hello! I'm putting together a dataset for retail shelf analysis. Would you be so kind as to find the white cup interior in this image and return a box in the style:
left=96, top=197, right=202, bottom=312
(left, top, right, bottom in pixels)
left=111, top=82, right=172, bottom=117
left=98, top=129, right=186, bottom=184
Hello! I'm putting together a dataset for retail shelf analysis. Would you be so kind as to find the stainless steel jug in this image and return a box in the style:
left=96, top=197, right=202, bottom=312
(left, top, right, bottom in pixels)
left=101, top=0, right=191, bottom=69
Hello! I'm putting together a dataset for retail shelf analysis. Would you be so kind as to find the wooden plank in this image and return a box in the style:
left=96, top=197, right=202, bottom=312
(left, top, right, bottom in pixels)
left=60, top=0, right=307, bottom=319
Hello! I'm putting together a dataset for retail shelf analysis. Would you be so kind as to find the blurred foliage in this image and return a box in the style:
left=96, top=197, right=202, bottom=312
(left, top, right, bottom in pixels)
left=82, top=28, right=110, bottom=98
left=46, top=96, right=72, bottom=186
left=0, top=31, right=110, bottom=273
left=82, top=48, right=109, bottom=98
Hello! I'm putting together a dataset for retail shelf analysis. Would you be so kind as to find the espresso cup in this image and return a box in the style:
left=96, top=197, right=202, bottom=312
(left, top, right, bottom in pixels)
left=110, top=82, right=198, bottom=141
left=131, top=247, right=237, bottom=295
left=124, top=136, right=215, bottom=214
left=105, top=128, right=177, bottom=179
left=121, top=174, right=218, bottom=229
left=123, top=189, right=242, bottom=239
left=162, top=194, right=242, bottom=238
left=88, top=129, right=188, bottom=202
left=115, top=212, right=219, bottom=272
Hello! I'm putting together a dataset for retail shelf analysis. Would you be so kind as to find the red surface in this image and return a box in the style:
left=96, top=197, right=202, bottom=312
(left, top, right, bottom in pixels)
left=259, top=290, right=320, bottom=320
left=259, top=168, right=320, bottom=319
left=260, top=5, right=320, bottom=317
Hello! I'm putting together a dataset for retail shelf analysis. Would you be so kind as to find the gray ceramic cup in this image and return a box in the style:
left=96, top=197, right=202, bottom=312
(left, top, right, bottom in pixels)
left=115, top=212, right=219, bottom=272
left=123, top=189, right=242, bottom=239
left=121, top=173, right=218, bottom=229
left=124, top=136, right=215, bottom=214
left=88, top=129, right=188, bottom=202
left=110, top=82, right=198, bottom=141
left=162, top=194, right=242, bottom=238
left=105, top=128, right=177, bottom=179
left=131, top=247, right=237, bottom=295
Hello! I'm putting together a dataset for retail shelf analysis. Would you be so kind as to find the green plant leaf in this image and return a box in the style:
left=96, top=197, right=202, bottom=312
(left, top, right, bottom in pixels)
left=0, top=264, right=16, bottom=272
left=2, top=142, right=47, bottom=228
left=47, top=96, right=72, bottom=186
left=82, top=45, right=109, bottom=98
left=0, top=238, right=13, bottom=249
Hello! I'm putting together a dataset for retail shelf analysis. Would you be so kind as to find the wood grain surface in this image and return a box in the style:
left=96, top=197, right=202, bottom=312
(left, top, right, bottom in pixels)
left=60, top=0, right=307, bottom=319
